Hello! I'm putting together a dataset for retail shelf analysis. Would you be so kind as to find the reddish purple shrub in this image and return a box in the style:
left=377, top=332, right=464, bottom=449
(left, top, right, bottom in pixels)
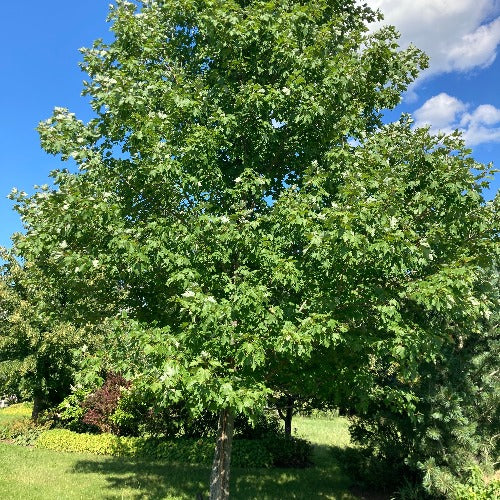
left=82, top=373, right=131, bottom=435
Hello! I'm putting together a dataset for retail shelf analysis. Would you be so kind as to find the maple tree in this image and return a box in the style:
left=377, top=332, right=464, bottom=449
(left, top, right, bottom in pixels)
left=7, top=1, right=498, bottom=498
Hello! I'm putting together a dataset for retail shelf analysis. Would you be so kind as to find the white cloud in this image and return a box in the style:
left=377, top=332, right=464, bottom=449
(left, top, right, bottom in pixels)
left=367, top=0, right=500, bottom=77
left=414, top=93, right=500, bottom=146
left=413, top=93, right=466, bottom=130
left=461, top=104, right=500, bottom=126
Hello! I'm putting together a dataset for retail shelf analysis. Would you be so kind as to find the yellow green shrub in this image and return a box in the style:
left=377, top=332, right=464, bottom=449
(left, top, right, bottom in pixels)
left=34, top=429, right=309, bottom=468
left=0, top=403, right=32, bottom=417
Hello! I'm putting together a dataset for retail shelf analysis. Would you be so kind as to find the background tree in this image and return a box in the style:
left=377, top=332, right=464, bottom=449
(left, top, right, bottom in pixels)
left=348, top=263, right=499, bottom=498
left=0, top=251, right=84, bottom=419
left=287, top=122, right=499, bottom=496
left=8, top=1, right=498, bottom=498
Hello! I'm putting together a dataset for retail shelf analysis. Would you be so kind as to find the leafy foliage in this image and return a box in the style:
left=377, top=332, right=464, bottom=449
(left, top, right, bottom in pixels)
left=35, top=428, right=310, bottom=468
left=263, top=435, right=313, bottom=468
left=56, top=388, right=93, bottom=433
left=9, top=0, right=427, bottom=419
left=349, top=265, right=500, bottom=497
left=59, top=371, right=282, bottom=439
left=0, top=416, right=48, bottom=446
left=81, top=372, right=131, bottom=435
left=451, top=467, right=500, bottom=500
left=0, top=254, right=86, bottom=418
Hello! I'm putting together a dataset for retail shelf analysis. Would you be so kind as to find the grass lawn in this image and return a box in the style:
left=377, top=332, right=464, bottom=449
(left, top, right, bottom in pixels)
left=0, top=410, right=363, bottom=499
left=0, top=402, right=32, bottom=425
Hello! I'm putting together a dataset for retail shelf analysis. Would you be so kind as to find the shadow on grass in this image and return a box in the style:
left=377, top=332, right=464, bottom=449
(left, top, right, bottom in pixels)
left=72, top=458, right=208, bottom=499
left=70, top=445, right=361, bottom=499
left=329, top=446, right=393, bottom=500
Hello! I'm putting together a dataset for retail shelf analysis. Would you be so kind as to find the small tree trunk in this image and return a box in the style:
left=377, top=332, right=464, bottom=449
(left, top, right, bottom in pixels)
left=284, top=395, right=294, bottom=439
left=209, top=409, right=235, bottom=500
left=32, top=392, right=44, bottom=422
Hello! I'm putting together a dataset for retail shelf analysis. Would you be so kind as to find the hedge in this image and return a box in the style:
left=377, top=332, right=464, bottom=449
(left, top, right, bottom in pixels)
left=35, top=429, right=142, bottom=457
left=35, top=429, right=311, bottom=468
left=0, top=403, right=32, bottom=417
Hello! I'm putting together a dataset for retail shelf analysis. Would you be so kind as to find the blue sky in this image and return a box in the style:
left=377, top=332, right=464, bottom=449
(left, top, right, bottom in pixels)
left=0, top=1, right=499, bottom=249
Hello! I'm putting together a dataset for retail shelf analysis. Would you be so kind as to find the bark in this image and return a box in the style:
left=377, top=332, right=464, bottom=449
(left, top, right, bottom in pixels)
left=209, top=409, right=235, bottom=500
left=284, top=395, right=294, bottom=439
left=31, top=392, right=45, bottom=422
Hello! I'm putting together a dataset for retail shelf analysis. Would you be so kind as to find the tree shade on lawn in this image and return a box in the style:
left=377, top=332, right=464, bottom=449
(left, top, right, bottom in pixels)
left=6, top=1, right=498, bottom=498
left=0, top=416, right=357, bottom=499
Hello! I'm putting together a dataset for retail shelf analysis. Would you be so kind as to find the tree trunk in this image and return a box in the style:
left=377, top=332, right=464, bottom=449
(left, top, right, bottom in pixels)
left=209, top=409, right=235, bottom=500
left=31, top=392, right=44, bottom=422
left=284, top=395, right=294, bottom=439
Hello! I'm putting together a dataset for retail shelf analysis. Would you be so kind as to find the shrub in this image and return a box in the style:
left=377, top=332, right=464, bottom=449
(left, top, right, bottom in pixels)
left=114, top=388, right=282, bottom=440
left=81, top=372, right=130, bottom=434
left=234, top=411, right=282, bottom=440
left=61, top=380, right=219, bottom=438
left=348, top=272, right=500, bottom=499
left=0, top=402, right=32, bottom=417
left=263, top=435, right=313, bottom=468
left=233, top=440, right=274, bottom=468
left=0, top=416, right=47, bottom=446
left=35, top=429, right=140, bottom=456
left=150, top=438, right=273, bottom=467
left=64, top=376, right=285, bottom=441
left=34, top=429, right=270, bottom=466
left=56, top=388, right=94, bottom=433
left=113, top=387, right=200, bottom=437
left=451, top=467, right=500, bottom=500
left=34, top=428, right=311, bottom=468
left=0, top=416, right=29, bottom=440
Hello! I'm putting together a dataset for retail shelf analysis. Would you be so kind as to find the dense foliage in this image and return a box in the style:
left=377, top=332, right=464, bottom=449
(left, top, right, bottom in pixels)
left=58, top=371, right=282, bottom=439
left=349, top=266, right=499, bottom=497
left=35, top=428, right=311, bottom=468
left=81, top=372, right=131, bottom=434
left=0, top=254, right=86, bottom=419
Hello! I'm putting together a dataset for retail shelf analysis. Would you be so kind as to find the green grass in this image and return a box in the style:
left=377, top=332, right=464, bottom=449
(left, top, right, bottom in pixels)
left=0, top=409, right=360, bottom=499
left=293, top=415, right=352, bottom=469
